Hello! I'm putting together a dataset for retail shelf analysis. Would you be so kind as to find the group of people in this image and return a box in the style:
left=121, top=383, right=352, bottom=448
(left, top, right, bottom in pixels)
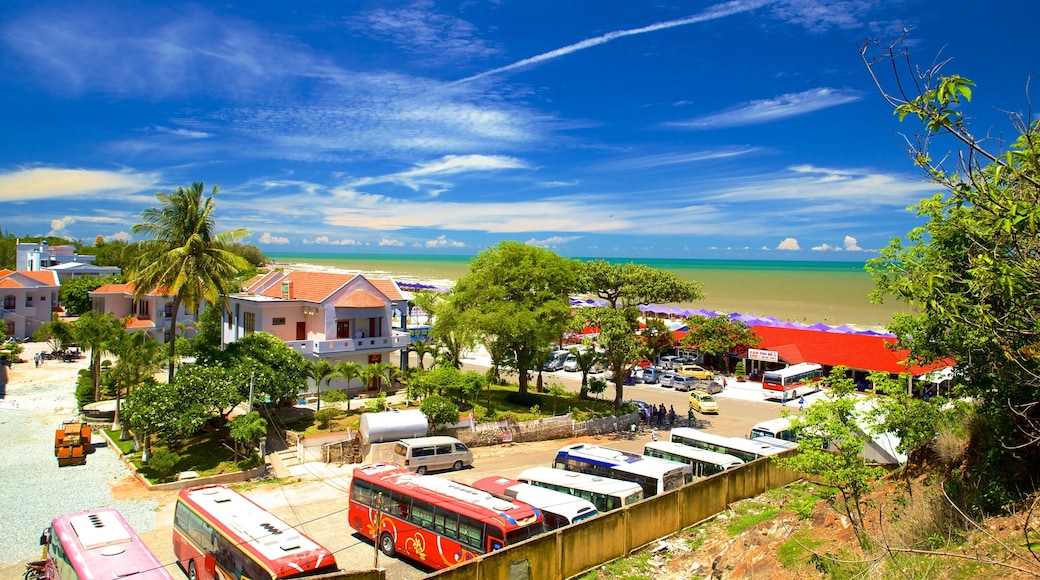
left=642, top=403, right=677, bottom=427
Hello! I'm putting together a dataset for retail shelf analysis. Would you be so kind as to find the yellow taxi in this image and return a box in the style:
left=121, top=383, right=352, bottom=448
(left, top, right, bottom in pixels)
left=677, top=364, right=715, bottom=380
left=688, top=390, right=719, bottom=414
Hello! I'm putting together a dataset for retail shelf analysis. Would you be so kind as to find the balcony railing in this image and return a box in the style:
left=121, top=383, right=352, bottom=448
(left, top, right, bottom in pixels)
left=286, top=331, right=411, bottom=356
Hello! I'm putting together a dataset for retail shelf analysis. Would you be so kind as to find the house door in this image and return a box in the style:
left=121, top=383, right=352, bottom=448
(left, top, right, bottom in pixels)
left=296, top=321, right=306, bottom=340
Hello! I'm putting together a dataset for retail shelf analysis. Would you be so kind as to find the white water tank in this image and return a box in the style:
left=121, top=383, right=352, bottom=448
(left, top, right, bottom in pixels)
left=358, top=409, right=428, bottom=444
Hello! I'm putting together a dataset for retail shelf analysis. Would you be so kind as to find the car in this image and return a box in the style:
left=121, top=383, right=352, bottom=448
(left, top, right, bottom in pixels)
left=658, top=372, right=677, bottom=387
left=625, top=400, right=651, bottom=414
left=562, top=354, right=580, bottom=372
left=672, top=375, right=700, bottom=392
left=677, top=364, right=715, bottom=380
left=659, top=355, right=679, bottom=370
left=688, top=390, right=719, bottom=414
left=641, top=367, right=661, bottom=384
left=701, top=380, right=724, bottom=394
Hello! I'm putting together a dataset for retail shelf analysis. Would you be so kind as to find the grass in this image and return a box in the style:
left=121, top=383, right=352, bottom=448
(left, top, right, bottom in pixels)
left=107, top=428, right=261, bottom=484
left=777, top=529, right=826, bottom=567
left=576, top=553, right=654, bottom=580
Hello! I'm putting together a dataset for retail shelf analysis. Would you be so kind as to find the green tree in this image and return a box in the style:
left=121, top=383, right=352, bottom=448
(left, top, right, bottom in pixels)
left=678, top=315, right=760, bottom=372
left=34, top=317, right=75, bottom=354
left=333, top=361, right=362, bottom=411
left=571, top=346, right=604, bottom=399
left=72, top=311, right=122, bottom=402
left=107, top=326, right=165, bottom=431
left=122, top=380, right=209, bottom=461
left=861, top=37, right=1040, bottom=511
left=228, top=411, right=267, bottom=462
left=641, top=318, right=675, bottom=366
left=173, top=364, right=247, bottom=419
left=772, top=367, right=884, bottom=550
left=420, top=395, right=460, bottom=431
left=60, top=274, right=122, bottom=316
left=222, top=332, right=310, bottom=405
left=190, top=304, right=224, bottom=364
left=409, top=339, right=437, bottom=371
left=130, top=182, right=249, bottom=383
left=361, top=361, right=398, bottom=394
left=444, top=242, right=578, bottom=395
left=578, top=260, right=703, bottom=412
left=304, top=360, right=335, bottom=412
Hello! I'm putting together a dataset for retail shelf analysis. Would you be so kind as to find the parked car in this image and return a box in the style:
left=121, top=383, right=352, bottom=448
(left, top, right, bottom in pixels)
left=702, top=380, right=724, bottom=395
left=659, top=355, right=678, bottom=370
left=659, top=372, right=677, bottom=387
left=677, top=364, right=715, bottom=380
left=672, top=375, right=700, bottom=392
left=688, top=390, right=719, bottom=414
left=562, top=354, right=580, bottom=372
left=641, top=367, right=661, bottom=384
left=542, top=351, right=568, bottom=371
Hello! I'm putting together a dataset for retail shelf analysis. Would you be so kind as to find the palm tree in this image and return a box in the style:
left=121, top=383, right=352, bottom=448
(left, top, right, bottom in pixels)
left=573, top=348, right=604, bottom=399
left=333, top=361, right=362, bottom=411
left=72, top=311, right=121, bottom=402
left=131, top=182, right=249, bottom=383
left=363, top=362, right=398, bottom=395
left=409, top=339, right=437, bottom=371
left=305, top=360, right=335, bottom=412
left=108, top=325, right=164, bottom=432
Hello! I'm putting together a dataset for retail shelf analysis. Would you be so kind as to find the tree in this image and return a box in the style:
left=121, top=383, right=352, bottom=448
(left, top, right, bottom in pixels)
left=571, top=346, right=604, bottom=399
left=304, top=360, right=335, bottom=412
left=409, top=339, right=438, bottom=371
left=861, top=36, right=1040, bottom=511
left=420, top=395, right=460, bottom=431
left=678, top=315, right=760, bottom=372
left=107, top=326, right=165, bottom=431
left=641, top=318, right=675, bottom=365
left=221, top=332, right=309, bottom=405
left=33, top=317, right=74, bottom=354
left=772, top=366, right=884, bottom=551
left=130, top=182, right=250, bottom=383
left=578, top=260, right=703, bottom=412
left=71, top=311, right=121, bottom=402
left=228, top=411, right=267, bottom=462
left=173, top=364, right=246, bottom=419
left=362, top=361, right=398, bottom=394
left=60, top=274, right=121, bottom=316
left=444, top=242, right=578, bottom=395
left=122, top=380, right=209, bottom=461
left=333, top=361, right=362, bottom=411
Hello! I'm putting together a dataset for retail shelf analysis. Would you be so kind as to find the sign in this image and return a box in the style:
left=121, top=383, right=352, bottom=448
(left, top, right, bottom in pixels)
left=748, top=348, right=779, bottom=362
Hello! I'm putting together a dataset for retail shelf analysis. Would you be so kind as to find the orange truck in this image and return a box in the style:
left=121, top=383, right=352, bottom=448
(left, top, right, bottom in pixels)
left=54, top=420, right=91, bottom=466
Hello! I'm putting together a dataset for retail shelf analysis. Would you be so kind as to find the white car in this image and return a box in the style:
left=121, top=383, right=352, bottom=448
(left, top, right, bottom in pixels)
left=563, top=354, right=580, bottom=372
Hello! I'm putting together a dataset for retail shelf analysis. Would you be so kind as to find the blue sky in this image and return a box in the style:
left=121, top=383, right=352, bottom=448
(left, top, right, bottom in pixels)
left=0, top=1, right=1036, bottom=260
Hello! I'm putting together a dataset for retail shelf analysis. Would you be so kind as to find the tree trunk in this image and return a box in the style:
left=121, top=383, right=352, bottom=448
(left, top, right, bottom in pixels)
left=166, top=295, right=183, bottom=384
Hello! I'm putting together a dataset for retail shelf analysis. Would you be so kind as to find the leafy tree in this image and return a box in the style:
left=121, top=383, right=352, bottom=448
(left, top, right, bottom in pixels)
left=409, top=338, right=437, bottom=371
left=304, top=360, right=335, bottom=412
left=60, top=274, right=121, bottom=316
left=130, top=182, right=250, bottom=383
left=174, top=364, right=247, bottom=419
left=333, top=361, right=362, bottom=411
left=578, top=260, right=703, bottom=412
left=191, top=304, right=224, bottom=365
left=84, top=238, right=138, bottom=269
left=772, top=367, right=884, bottom=550
left=72, top=311, right=123, bottom=402
left=123, top=379, right=209, bottom=460
left=861, top=37, right=1040, bottom=511
left=678, top=315, right=760, bottom=372
left=33, top=317, right=75, bottom=354
left=444, top=242, right=578, bottom=395
left=222, top=332, right=309, bottom=404
left=571, top=346, right=604, bottom=399
left=420, top=395, right=460, bottom=431
left=228, top=411, right=267, bottom=461
left=107, top=326, right=165, bottom=431
left=361, top=361, right=399, bottom=394
left=641, top=318, right=675, bottom=365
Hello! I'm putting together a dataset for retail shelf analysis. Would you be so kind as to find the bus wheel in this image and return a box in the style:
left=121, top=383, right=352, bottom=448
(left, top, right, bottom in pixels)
left=379, top=532, right=396, bottom=557
left=452, top=460, right=463, bottom=471
left=187, top=560, right=198, bottom=580
left=416, top=466, right=427, bottom=474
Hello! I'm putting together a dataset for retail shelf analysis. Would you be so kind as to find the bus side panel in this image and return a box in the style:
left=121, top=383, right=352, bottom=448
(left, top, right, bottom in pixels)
left=352, top=503, right=477, bottom=570
left=172, top=528, right=215, bottom=580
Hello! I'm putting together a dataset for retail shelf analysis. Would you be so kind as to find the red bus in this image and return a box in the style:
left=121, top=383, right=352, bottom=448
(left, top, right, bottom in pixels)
left=348, top=463, right=545, bottom=569
left=41, top=508, right=173, bottom=579
left=761, top=362, right=823, bottom=401
left=173, top=484, right=338, bottom=580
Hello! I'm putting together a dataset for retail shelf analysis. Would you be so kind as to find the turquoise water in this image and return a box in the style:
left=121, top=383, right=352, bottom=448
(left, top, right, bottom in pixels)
left=266, top=252, right=904, bottom=327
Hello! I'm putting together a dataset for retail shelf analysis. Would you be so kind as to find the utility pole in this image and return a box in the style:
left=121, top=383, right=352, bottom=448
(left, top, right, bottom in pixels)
left=374, top=492, right=383, bottom=568
left=248, top=372, right=254, bottom=415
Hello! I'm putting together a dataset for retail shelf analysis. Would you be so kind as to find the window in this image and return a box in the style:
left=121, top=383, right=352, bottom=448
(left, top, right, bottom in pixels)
left=2, top=295, right=13, bottom=310
left=25, top=295, right=32, bottom=306
left=165, top=303, right=174, bottom=318
left=272, top=317, right=286, bottom=326
left=336, top=320, right=350, bottom=338
left=244, top=312, right=256, bottom=335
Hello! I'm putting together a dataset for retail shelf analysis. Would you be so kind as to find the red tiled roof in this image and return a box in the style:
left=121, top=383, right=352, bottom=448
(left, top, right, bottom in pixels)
left=335, top=289, right=388, bottom=308
left=0, top=270, right=60, bottom=287
left=368, top=278, right=404, bottom=301
left=22, top=271, right=59, bottom=285
left=259, top=271, right=358, bottom=302
left=92, top=283, right=134, bottom=295
left=243, top=270, right=281, bottom=293
left=751, top=325, right=946, bottom=375
left=125, top=317, right=156, bottom=329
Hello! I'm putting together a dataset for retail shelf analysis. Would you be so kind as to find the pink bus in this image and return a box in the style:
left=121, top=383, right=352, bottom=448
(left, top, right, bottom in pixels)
left=41, top=508, right=173, bottom=579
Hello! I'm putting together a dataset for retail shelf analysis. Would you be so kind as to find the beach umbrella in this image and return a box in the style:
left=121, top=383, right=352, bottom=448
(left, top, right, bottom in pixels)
left=830, top=324, right=858, bottom=333
left=808, top=322, right=832, bottom=331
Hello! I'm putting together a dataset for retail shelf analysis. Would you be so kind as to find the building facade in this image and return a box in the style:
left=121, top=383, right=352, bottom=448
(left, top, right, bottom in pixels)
left=89, top=282, right=196, bottom=343
left=0, top=269, right=61, bottom=339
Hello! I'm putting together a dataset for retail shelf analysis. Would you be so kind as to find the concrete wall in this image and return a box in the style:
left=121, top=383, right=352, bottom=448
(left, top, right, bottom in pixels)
left=426, top=451, right=802, bottom=580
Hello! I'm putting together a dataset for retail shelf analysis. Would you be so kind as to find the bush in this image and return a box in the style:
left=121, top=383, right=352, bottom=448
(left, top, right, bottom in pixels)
left=75, top=370, right=94, bottom=409
left=420, top=395, right=460, bottom=430
left=365, top=393, right=388, bottom=413
left=321, top=389, right=348, bottom=403
left=315, top=408, right=338, bottom=429
left=147, top=449, right=181, bottom=476
left=734, top=360, right=746, bottom=378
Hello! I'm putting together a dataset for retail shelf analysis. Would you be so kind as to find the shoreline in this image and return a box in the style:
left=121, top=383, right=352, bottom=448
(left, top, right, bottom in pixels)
left=270, top=260, right=902, bottom=331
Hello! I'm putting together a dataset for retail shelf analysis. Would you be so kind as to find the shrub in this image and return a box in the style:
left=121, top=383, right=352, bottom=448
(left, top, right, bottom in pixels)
left=420, top=395, right=459, bottom=430
left=365, top=393, right=388, bottom=413
left=147, top=449, right=181, bottom=476
left=315, top=408, right=337, bottom=429
left=734, top=360, right=746, bottom=378
left=75, top=370, right=94, bottom=409
left=321, top=389, right=348, bottom=403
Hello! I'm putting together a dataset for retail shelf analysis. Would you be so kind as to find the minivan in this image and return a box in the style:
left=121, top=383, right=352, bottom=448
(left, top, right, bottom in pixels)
left=392, top=436, right=473, bottom=474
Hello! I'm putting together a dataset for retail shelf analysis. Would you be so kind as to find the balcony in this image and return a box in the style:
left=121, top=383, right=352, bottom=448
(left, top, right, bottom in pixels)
left=286, top=331, right=412, bottom=356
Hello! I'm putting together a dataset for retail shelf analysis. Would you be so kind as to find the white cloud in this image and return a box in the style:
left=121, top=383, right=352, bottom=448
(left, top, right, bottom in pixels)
left=525, top=236, right=580, bottom=247
left=811, top=243, right=840, bottom=251
left=843, top=235, right=862, bottom=251
left=259, top=232, right=290, bottom=245
left=107, top=231, right=133, bottom=242
left=0, top=167, right=159, bottom=202
left=379, top=238, right=405, bottom=247
left=424, top=235, right=465, bottom=248
left=50, top=217, right=75, bottom=235
left=154, top=126, right=213, bottom=139
left=665, top=88, right=862, bottom=130
left=349, top=1, right=498, bottom=63
left=350, top=154, right=529, bottom=192
left=305, top=236, right=363, bottom=246
left=777, top=238, right=801, bottom=250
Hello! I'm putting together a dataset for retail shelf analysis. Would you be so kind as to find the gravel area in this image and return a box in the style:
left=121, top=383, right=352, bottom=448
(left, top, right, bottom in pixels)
left=0, top=344, right=160, bottom=567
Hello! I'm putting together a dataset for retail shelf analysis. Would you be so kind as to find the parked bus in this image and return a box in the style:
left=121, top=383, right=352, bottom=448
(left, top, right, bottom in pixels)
left=749, top=417, right=796, bottom=441
left=471, top=475, right=599, bottom=530
left=348, top=463, right=544, bottom=569
left=670, top=427, right=779, bottom=462
left=40, top=508, right=173, bottom=580
left=552, top=443, right=691, bottom=497
left=761, top=363, right=823, bottom=401
left=516, top=466, right=643, bottom=512
left=173, top=484, right=338, bottom=580
left=751, top=436, right=799, bottom=454
left=643, top=441, right=745, bottom=478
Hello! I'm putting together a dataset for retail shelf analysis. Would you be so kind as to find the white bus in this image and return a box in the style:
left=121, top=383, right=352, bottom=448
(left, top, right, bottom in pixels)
left=750, top=436, right=799, bottom=454
left=761, top=363, right=823, bottom=401
left=517, top=466, right=644, bottom=512
left=553, top=443, right=692, bottom=497
left=471, top=475, right=599, bottom=529
left=749, top=417, right=796, bottom=440
left=643, top=441, right=745, bottom=478
left=670, top=427, right=779, bottom=462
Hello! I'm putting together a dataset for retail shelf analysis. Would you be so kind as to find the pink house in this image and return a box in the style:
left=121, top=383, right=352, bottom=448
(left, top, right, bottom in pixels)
left=0, top=269, right=61, bottom=339
left=89, top=282, right=196, bottom=343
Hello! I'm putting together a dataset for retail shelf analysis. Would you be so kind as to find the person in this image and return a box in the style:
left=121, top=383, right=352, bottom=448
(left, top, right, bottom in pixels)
left=688, top=406, right=694, bottom=424
left=34, top=352, right=40, bottom=368
left=651, top=428, right=659, bottom=442
left=782, top=391, right=787, bottom=406
left=798, top=396, right=806, bottom=412
left=722, top=377, right=727, bottom=390
left=668, top=405, right=676, bottom=425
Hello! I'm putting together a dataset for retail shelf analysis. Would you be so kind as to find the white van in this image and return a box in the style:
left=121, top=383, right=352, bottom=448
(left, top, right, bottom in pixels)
left=749, top=417, right=795, bottom=441
left=392, top=436, right=473, bottom=474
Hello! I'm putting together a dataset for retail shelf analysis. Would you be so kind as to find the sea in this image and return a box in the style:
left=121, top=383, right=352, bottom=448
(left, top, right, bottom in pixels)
left=265, top=253, right=908, bottom=329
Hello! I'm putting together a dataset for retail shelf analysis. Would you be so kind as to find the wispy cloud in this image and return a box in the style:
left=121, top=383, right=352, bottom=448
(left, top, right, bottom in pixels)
left=348, top=0, right=498, bottom=64
left=598, top=148, right=759, bottom=172
left=526, top=235, right=581, bottom=247
left=153, top=126, right=213, bottom=139
left=771, top=0, right=878, bottom=32
left=349, top=154, right=529, bottom=192
left=665, top=88, right=862, bottom=130
left=258, top=232, right=290, bottom=244
left=0, top=167, right=160, bottom=202
left=454, top=0, right=774, bottom=84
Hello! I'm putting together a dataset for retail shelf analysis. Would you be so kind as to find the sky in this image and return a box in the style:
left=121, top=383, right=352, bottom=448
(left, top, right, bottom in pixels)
left=0, top=1, right=1037, bottom=261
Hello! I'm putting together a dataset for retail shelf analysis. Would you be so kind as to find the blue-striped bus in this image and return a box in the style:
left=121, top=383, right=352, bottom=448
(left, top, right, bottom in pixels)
left=553, top=443, right=691, bottom=497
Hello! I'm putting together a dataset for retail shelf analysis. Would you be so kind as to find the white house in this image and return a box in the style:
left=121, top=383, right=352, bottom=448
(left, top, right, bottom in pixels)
left=0, top=269, right=61, bottom=339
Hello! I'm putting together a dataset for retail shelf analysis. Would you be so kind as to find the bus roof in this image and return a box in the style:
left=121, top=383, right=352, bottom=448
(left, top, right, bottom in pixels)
left=762, top=363, right=822, bottom=378
left=750, top=417, right=793, bottom=433
left=517, top=466, right=643, bottom=495
left=50, top=509, right=172, bottom=579
left=471, top=476, right=598, bottom=520
left=670, top=427, right=778, bottom=457
left=643, top=441, right=745, bottom=468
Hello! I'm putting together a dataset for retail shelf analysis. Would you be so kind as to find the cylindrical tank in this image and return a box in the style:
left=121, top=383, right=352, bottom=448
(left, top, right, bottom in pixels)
left=358, top=409, right=428, bottom=444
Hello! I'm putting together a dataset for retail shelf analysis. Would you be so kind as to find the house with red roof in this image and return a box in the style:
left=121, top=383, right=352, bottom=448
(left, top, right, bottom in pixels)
left=224, top=270, right=412, bottom=372
left=0, top=269, right=61, bottom=339
left=89, top=282, right=194, bottom=343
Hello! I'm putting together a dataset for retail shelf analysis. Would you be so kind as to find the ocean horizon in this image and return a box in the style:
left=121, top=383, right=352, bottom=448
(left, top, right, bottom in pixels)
left=266, top=252, right=906, bottom=329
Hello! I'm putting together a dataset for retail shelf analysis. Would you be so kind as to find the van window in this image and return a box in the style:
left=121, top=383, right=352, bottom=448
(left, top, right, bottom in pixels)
left=414, top=446, right=435, bottom=457
left=393, top=443, right=408, bottom=456
left=435, top=444, right=452, bottom=455
left=454, top=443, right=469, bottom=453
